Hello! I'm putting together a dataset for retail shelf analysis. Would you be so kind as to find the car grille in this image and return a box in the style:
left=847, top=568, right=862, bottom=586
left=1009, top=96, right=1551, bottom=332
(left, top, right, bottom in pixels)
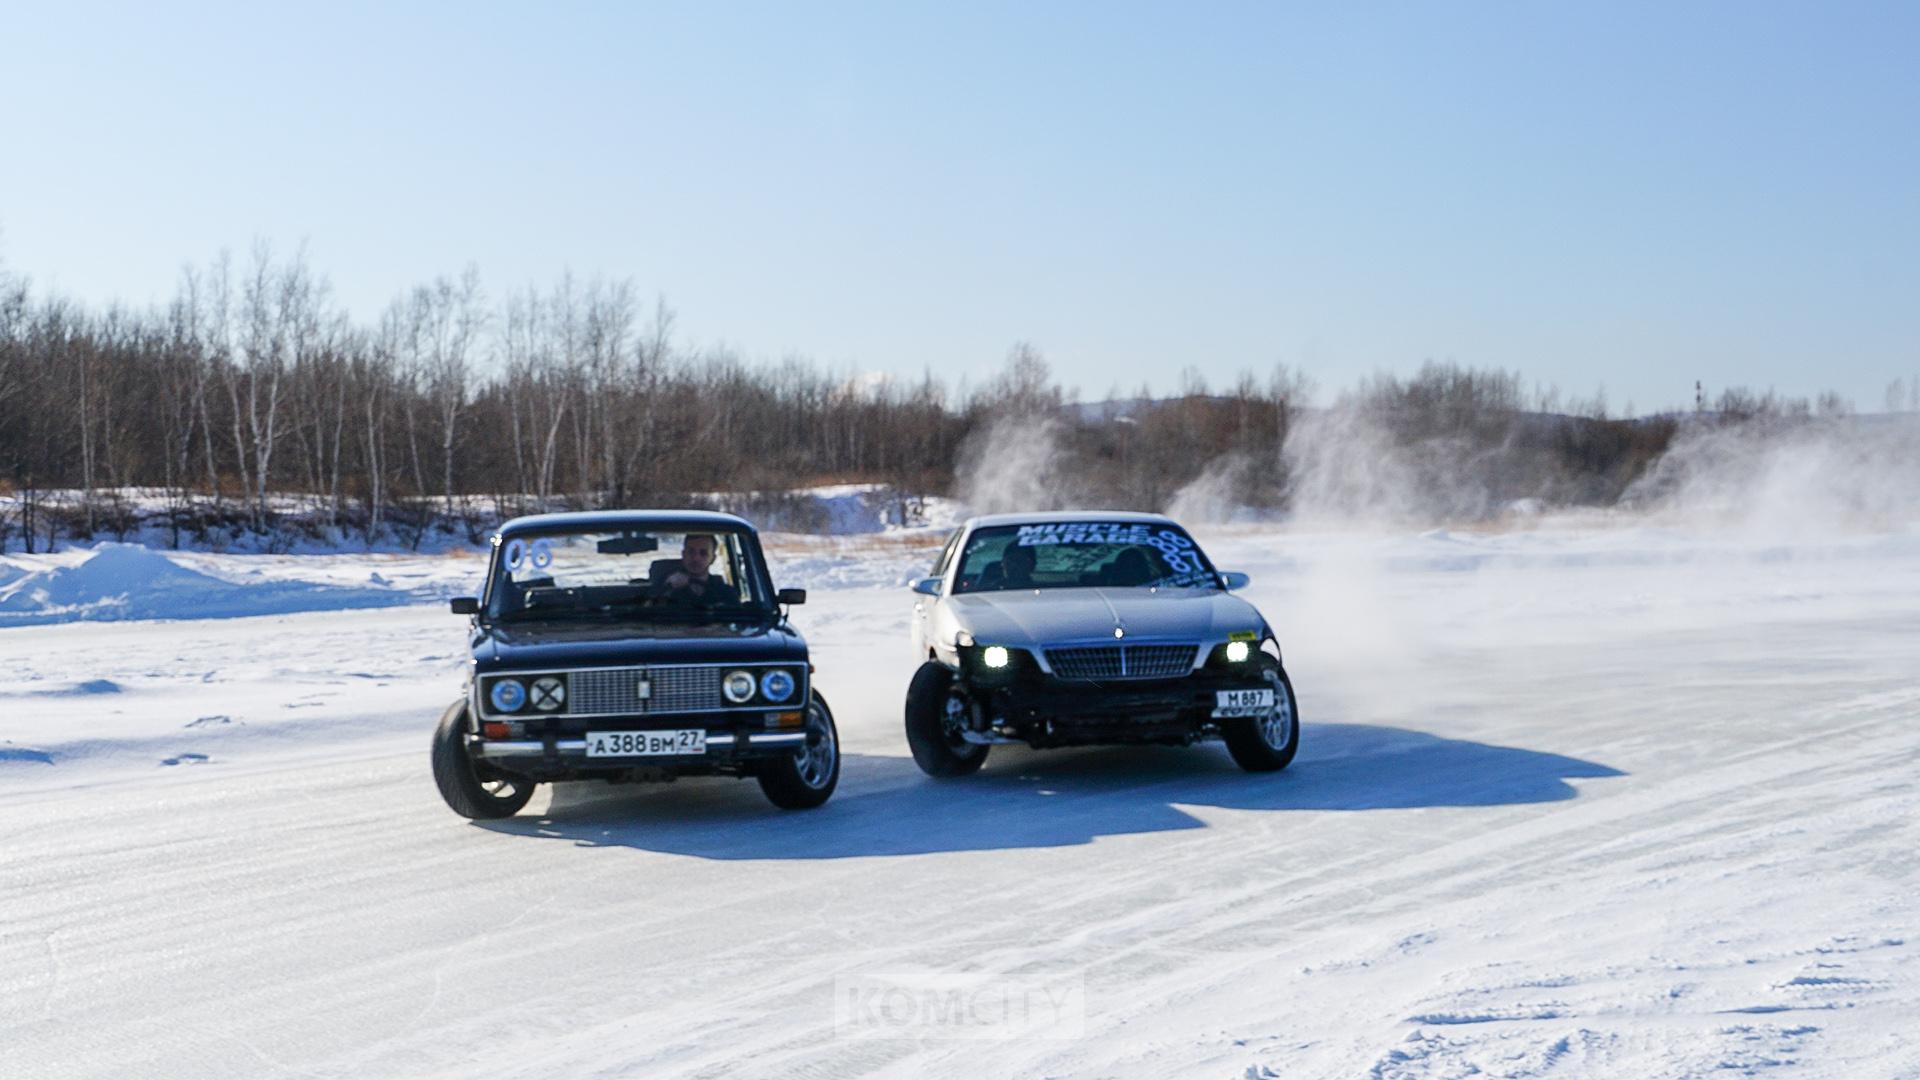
left=1045, top=644, right=1198, bottom=680
left=569, top=666, right=721, bottom=715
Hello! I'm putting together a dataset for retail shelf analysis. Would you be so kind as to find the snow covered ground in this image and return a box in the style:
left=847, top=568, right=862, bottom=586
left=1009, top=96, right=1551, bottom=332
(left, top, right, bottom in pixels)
left=2, top=521, right=1917, bottom=1078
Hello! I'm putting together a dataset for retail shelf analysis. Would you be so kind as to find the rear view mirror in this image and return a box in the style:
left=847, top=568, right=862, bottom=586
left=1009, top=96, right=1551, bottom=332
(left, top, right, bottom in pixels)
left=910, top=577, right=944, bottom=597
left=597, top=533, right=660, bottom=555
left=777, top=588, right=807, bottom=606
left=450, top=596, right=479, bottom=615
left=1219, top=571, right=1251, bottom=591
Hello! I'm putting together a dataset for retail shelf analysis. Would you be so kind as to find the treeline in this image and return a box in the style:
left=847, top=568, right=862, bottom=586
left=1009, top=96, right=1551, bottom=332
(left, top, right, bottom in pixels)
left=0, top=249, right=975, bottom=550
left=0, top=248, right=1875, bottom=551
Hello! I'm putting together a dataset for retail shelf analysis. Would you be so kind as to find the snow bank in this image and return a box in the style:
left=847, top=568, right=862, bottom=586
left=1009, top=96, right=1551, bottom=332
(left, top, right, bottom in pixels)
left=0, top=544, right=412, bottom=626
left=762, top=532, right=946, bottom=592
left=1, top=484, right=966, bottom=557
left=699, top=484, right=963, bottom=535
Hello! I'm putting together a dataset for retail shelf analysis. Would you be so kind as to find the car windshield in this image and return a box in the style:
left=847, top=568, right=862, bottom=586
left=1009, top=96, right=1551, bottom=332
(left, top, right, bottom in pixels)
left=952, top=522, right=1219, bottom=594
left=484, top=527, right=772, bottom=621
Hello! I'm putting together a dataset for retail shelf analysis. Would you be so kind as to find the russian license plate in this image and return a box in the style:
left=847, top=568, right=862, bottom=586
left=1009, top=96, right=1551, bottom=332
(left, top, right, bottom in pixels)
left=1212, top=689, right=1275, bottom=718
left=584, top=729, right=707, bottom=757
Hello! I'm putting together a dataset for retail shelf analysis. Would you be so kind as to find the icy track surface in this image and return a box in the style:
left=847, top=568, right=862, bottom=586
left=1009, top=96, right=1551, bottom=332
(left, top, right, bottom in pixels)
left=2, top=525, right=1917, bottom=1078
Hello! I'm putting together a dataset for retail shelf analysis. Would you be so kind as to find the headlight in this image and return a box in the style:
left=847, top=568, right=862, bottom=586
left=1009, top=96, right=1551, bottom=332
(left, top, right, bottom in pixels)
left=759, top=669, right=796, bottom=703
left=529, top=675, right=566, bottom=711
left=982, top=645, right=1010, bottom=669
left=489, top=678, right=526, bottom=713
left=1225, top=640, right=1250, bottom=663
left=722, top=669, right=757, bottom=704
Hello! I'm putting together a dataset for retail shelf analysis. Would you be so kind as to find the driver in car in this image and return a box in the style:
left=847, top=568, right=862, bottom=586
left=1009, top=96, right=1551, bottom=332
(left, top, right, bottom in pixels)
left=978, top=541, right=1038, bottom=591
left=653, top=533, right=730, bottom=607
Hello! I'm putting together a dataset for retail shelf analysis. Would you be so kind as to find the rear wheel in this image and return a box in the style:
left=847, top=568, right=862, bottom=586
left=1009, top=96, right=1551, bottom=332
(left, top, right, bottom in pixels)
left=430, top=699, right=537, bottom=818
left=757, top=691, right=841, bottom=809
left=905, top=661, right=989, bottom=778
left=1222, top=656, right=1300, bottom=773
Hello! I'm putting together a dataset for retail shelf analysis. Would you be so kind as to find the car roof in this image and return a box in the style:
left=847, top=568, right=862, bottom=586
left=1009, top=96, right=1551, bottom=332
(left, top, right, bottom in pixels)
left=495, top=509, right=756, bottom=538
left=961, top=510, right=1181, bottom=530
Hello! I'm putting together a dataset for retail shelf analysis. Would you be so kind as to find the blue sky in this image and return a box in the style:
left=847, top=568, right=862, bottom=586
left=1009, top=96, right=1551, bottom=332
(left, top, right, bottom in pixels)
left=3, top=1, right=1916, bottom=411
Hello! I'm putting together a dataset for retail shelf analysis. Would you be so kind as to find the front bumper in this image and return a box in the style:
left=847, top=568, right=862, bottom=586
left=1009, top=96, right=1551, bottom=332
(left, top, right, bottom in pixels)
left=974, top=670, right=1272, bottom=748
left=468, top=713, right=810, bottom=779
left=473, top=729, right=806, bottom=761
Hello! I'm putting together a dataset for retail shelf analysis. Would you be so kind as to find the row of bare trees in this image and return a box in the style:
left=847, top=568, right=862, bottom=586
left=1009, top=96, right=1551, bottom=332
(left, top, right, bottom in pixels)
left=0, top=249, right=981, bottom=550
left=0, top=247, right=1884, bottom=552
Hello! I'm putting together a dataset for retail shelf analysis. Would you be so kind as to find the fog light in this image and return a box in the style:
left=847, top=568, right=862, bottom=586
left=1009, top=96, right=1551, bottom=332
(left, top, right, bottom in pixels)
left=983, top=646, right=1010, bottom=669
left=1225, top=640, right=1250, bottom=663
left=722, top=670, right=756, bottom=704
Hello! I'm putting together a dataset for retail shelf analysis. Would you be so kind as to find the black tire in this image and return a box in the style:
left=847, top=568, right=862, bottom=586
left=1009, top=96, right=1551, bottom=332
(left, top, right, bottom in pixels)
left=1222, top=656, right=1301, bottom=773
left=904, top=661, right=989, bottom=778
left=757, top=691, right=841, bottom=809
left=430, top=699, right=537, bottom=819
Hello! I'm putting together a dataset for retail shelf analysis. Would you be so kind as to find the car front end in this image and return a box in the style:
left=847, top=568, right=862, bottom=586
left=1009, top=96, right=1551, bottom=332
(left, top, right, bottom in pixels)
left=467, top=650, right=816, bottom=781
left=949, top=629, right=1279, bottom=748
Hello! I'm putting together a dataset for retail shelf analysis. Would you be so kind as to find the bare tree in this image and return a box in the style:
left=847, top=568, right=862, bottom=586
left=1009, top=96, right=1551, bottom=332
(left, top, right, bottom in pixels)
left=417, top=265, right=487, bottom=525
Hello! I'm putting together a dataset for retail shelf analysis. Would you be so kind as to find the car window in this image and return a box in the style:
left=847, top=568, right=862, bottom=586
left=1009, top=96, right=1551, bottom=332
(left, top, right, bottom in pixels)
left=487, top=528, right=769, bottom=620
left=931, top=529, right=963, bottom=578
left=951, top=522, right=1218, bottom=594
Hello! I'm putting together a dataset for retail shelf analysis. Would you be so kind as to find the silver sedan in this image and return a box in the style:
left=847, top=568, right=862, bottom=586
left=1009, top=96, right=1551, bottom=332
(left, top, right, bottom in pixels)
left=904, top=512, right=1299, bottom=776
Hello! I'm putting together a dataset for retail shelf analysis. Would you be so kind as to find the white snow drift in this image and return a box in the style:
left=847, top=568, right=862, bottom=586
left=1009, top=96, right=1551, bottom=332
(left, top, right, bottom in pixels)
left=0, top=543, right=413, bottom=626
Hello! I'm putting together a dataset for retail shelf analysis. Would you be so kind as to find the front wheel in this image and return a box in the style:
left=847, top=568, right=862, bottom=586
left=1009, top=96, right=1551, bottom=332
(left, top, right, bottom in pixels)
left=757, top=691, right=841, bottom=809
left=904, top=661, right=989, bottom=778
left=430, top=699, right=537, bottom=818
left=1222, top=656, right=1300, bottom=773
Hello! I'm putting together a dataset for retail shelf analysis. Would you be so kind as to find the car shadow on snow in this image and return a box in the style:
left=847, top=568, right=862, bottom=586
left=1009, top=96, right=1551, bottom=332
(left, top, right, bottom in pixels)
left=475, top=722, right=1623, bottom=860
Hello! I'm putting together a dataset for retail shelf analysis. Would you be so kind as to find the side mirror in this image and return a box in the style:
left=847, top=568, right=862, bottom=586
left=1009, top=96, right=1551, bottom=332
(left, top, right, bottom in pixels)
left=1218, top=572, right=1251, bottom=591
left=450, top=596, right=480, bottom=615
left=909, top=577, right=944, bottom=597
left=777, top=588, right=807, bottom=606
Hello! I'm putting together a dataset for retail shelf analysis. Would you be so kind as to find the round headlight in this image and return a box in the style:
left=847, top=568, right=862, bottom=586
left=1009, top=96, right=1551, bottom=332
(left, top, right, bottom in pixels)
left=529, top=675, right=566, bottom=711
left=759, top=669, right=796, bottom=703
left=489, top=678, right=526, bottom=713
left=982, top=646, right=1010, bottom=669
left=1225, top=640, right=1251, bottom=663
left=722, top=669, right=757, bottom=704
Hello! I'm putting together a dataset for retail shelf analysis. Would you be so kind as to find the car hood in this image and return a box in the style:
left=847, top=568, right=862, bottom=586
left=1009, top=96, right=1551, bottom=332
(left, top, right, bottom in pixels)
left=470, top=618, right=806, bottom=674
left=945, top=587, right=1262, bottom=646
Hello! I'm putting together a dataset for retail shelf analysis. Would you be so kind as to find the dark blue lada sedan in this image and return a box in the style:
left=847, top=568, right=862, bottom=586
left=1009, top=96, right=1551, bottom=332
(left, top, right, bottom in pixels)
left=431, top=510, right=838, bottom=817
